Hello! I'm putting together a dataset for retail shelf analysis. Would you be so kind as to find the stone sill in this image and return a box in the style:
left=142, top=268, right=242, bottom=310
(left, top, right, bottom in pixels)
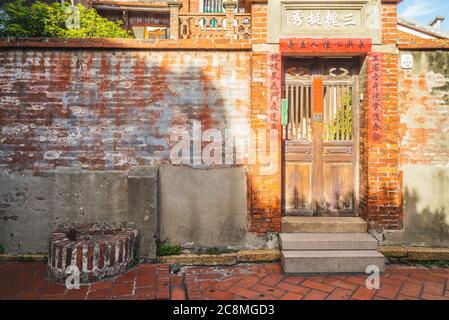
left=0, top=249, right=281, bottom=265
left=4, top=247, right=449, bottom=265
left=380, top=246, right=449, bottom=261
left=158, top=249, right=281, bottom=266
left=0, top=38, right=252, bottom=50
left=0, top=254, right=47, bottom=262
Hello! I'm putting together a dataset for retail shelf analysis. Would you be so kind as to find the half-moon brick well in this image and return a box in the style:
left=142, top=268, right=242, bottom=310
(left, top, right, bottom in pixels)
left=48, top=224, right=138, bottom=283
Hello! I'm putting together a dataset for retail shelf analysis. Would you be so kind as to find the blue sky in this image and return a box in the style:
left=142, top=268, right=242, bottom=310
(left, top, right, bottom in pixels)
left=398, top=0, right=449, bottom=31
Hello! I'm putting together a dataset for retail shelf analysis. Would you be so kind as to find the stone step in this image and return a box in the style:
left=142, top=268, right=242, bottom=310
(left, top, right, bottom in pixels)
left=280, top=233, right=378, bottom=251
left=282, top=216, right=367, bottom=233
left=282, top=250, right=385, bottom=274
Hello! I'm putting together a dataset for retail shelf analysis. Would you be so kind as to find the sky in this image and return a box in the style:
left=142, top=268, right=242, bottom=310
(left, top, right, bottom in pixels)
left=398, top=0, right=449, bottom=32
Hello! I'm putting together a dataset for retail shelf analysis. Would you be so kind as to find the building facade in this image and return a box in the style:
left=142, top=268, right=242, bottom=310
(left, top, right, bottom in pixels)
left=0, top=0, right=449, bottom=263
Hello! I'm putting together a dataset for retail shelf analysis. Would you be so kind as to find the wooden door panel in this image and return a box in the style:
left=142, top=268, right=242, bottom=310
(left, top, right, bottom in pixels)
left=284, top=162, right=312, bottom=214
left=282, top=58, right=358, bottom=217
left=321, top=163, right=354, bottom=213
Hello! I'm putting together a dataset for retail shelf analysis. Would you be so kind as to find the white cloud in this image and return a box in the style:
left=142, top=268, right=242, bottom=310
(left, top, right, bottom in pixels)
left=400, top=0, right=439, bottom=18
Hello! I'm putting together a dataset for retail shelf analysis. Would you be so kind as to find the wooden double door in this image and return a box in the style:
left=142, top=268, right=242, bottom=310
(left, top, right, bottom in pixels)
left=282, top=57, right=359, bottom=217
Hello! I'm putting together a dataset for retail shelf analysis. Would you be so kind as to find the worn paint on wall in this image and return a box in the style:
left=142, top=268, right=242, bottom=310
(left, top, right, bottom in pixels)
left=0, top=49, right=251, bottom=172
left=399, top=51, right=449, bottom=166
left=385, top=50, right=449, bottom=246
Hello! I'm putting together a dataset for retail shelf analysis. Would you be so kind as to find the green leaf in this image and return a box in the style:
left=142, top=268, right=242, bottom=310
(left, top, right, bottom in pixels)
left=0, top=0, right=133, bottom=38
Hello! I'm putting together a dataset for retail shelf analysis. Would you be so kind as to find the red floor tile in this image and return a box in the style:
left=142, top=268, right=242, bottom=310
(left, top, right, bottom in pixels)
left=1, top=262, right=448, bottom=300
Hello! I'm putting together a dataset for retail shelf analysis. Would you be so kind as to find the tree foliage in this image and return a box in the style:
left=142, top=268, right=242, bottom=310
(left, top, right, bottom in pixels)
left=0, top=0, right=133, bottom=38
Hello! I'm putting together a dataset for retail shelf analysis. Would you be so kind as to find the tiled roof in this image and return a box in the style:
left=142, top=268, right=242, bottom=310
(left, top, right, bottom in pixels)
left=398, top=16, right=449, bottom=39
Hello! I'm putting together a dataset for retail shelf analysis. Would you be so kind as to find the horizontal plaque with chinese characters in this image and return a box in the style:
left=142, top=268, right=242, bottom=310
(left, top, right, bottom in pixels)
left=268, top=0, right=382, bottom=44
left=280, top=38, right=372, bottom=55
left=285, top=9, right=361, bottom=30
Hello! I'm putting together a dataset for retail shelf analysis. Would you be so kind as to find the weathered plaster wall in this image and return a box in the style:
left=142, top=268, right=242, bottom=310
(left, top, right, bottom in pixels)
left=385, top=50, right=449, bottom=246
left=0, top=48, right=254, bottom=253
left=0, top=164, right=270, bottom=255
left=398, top=51, right=449, bottom=166
left=386, top=165, right=449, bottom=246
left=0, top=167, right=158, bottom=258
left=159, top=165, right=275, bottom=249
left=0, top=49, right=251, bottom=172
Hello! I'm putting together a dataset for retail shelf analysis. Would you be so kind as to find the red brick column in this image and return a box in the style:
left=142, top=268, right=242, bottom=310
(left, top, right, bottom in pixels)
left=248, top=52, right=282, bottom=235
left=248, top=0, right=282, bottom=236
left=362, top=0, right=402, bottom=231
left=251, top=0, right=268, bottom=45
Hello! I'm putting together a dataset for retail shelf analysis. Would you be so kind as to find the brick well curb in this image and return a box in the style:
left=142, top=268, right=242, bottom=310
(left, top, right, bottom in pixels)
left=47, top=225, right=138, bottom=283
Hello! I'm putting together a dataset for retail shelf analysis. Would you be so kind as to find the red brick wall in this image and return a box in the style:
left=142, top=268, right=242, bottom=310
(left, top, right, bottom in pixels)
left=251, top=2, right=268, bottom=45
left=247, top=0, right=406, bottom=233
left=190, top=0, right=199, bottom=12
left=0, top=49, right=252, bottom=173
left=381, top=2, right=399, bottom=45
left=179, top=0, right=190, bottom=13
left=360, top=1, right=402, bottom=230
left=248, top=51, right=282, bottom=235
left=359, top=56, right=370, bottom=221
left=365, top=53, right=402, bottom=230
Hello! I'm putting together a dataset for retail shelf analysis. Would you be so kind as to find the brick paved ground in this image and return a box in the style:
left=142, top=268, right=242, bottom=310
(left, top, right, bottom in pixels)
left=1, top=262, right=449, bottom=300
left=0, top=262, right=170, bottom=300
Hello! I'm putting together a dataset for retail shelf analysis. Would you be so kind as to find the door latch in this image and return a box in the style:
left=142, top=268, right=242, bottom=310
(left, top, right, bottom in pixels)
left=313, top=113, right=323, bottom=122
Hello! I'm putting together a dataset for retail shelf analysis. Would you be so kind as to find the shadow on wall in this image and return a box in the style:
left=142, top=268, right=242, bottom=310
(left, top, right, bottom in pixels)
left=385, top=166, right=449, bottom=247
left=401, top=187, right=449, bottom=244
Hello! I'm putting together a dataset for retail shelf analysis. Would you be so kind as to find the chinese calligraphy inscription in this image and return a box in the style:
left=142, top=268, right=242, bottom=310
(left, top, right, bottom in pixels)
left=288, top=10, right=358, bottom=28
left=368, top=53, right=383, bottom=143
left=280, top=38, right=372, bottom=54
left=267, top=53, right=282, bottom=129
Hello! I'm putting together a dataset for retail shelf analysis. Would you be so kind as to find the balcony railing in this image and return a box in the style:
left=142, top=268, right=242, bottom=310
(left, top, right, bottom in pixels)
left=168, top=1, right=251, bottom=40
left=179, top=13, right=251, bottom=40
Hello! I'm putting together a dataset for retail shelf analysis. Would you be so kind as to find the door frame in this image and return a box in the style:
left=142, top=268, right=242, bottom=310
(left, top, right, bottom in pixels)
left=281, top=56, right=361, bottom=217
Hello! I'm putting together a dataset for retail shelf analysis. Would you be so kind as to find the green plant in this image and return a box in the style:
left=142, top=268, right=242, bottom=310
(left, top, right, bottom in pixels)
left=157, top=240, right=183, bottom=257
left=17, top=256, right=34, bottom=263
left=326, top=92, right=353, bottom=141
left=205, top=247, right=237, bottom=255
left=413, top=260, right=449, bottom=268
left=0, top=0, right=132, bottom=38
left=132, top=245, right=140, bottom=266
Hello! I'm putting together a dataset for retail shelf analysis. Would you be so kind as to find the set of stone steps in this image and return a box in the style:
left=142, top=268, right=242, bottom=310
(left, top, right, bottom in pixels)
left=280, top=217, right=385, bottom=274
